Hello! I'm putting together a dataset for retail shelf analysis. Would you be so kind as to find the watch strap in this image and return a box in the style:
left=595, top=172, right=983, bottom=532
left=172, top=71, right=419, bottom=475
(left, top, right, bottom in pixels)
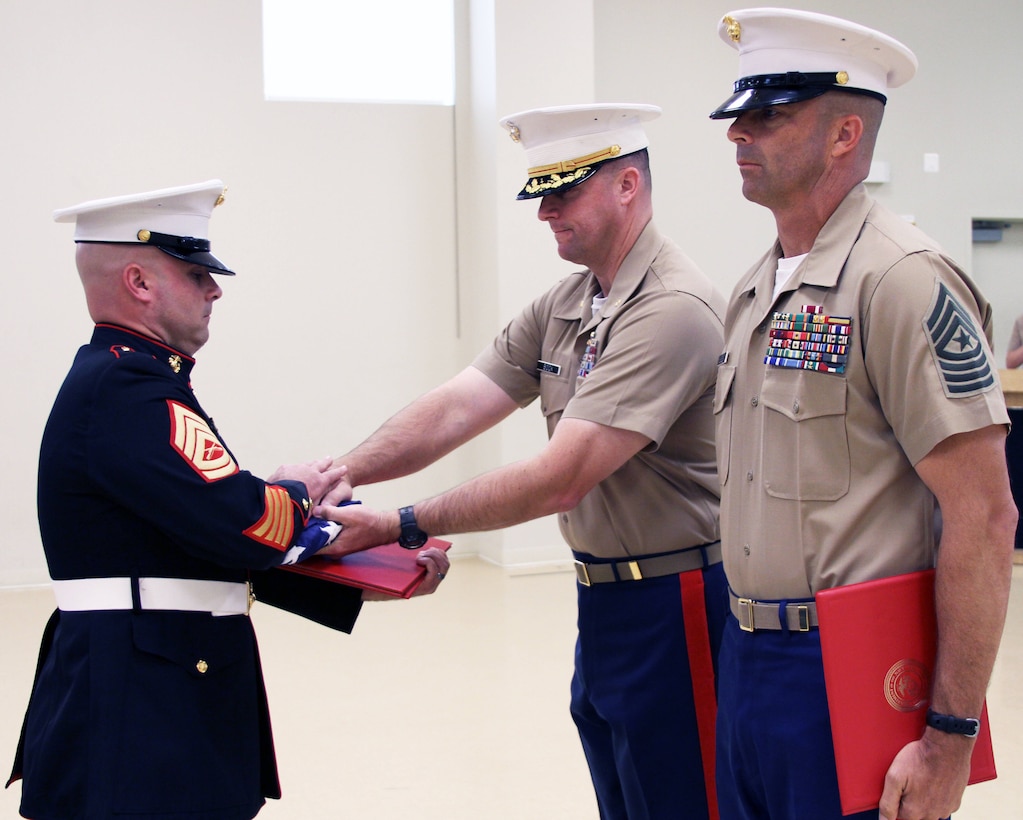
left=926, top=708, right=980, bottom=738
left=399, top=505, right=416, bottom=529
left=397, top=505, right=428, bottom=548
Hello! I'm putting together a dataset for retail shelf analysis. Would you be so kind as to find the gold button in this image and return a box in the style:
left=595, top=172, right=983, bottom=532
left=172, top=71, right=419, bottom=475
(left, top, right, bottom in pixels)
left=196, top=659, right=209, bottom=674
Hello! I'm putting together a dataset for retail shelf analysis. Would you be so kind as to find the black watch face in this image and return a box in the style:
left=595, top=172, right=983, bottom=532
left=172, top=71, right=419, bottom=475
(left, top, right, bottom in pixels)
left=398, top=532, right=427, bottom=549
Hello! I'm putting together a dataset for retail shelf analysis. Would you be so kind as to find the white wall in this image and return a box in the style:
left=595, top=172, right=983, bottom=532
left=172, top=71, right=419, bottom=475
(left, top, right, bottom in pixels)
left=594, top=0, right=1023, bottom=320
left=2, top=0, right=1021, bottom=585
left=0, top=0, right=469, bottom=585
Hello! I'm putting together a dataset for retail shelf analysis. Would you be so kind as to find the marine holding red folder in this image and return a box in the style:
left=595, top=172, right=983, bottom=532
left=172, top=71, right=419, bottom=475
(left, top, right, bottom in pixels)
left=708, top=8, right=1017, bottom=819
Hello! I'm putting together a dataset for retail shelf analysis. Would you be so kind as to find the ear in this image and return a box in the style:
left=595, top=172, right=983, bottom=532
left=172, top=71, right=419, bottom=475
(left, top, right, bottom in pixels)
left=832, top=114, right=865, bottom=159
left=122, top=261, right=155, bottom=304
left=616, top=165, right=641, bottom=205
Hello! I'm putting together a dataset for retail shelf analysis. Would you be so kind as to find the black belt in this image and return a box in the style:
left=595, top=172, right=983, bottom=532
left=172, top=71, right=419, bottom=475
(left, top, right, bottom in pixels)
left=729, top=590, right=818, bottom=632
left=574, top=542, right=721, bottom=586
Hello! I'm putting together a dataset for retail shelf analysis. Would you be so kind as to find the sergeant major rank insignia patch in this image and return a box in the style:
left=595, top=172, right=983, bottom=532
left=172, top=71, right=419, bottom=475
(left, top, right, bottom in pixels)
left=923, top=281, right=995, bottom=398
left=168, top=401, right=239, bottom=481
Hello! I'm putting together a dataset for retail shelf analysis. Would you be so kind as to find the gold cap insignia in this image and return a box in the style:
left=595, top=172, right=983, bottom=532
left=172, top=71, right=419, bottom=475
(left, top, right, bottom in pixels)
left=523, top=168, right=593, bottom=197
left=723, top=16, right=741, bottom=42
left=137, top=229, right=151, bottom=242
left=507, top=124, right=521, bottom=143
left=168, top=354, right=182, bottom=374
left=215, top=188, right=226, bottom=207
left=527, top=145, right=621, bottom=178
left=836, top=71, right=849, bottom=85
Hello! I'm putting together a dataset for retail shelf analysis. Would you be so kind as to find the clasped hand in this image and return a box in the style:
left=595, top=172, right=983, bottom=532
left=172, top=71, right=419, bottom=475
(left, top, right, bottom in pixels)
left=267, top=457, right=352, bottom=507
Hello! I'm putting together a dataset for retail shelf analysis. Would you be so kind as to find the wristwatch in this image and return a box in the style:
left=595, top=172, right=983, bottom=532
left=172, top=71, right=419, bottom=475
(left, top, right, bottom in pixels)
left=926, top=708, right=980, bottom=738
left=397, top=505, right=428, bottom=549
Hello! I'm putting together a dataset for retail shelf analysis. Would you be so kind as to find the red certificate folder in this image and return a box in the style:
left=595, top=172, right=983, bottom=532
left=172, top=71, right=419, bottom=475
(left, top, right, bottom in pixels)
left=249, top=538, right=451, bottom=632
left=281, top=538, right=452, bottom=599
left=816, top=569, right=996, bottom=815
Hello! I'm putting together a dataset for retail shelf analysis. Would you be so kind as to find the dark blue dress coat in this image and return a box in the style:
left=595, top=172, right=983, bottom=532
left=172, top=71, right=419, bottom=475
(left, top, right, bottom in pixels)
left=8, top=324, right=361, bottom=819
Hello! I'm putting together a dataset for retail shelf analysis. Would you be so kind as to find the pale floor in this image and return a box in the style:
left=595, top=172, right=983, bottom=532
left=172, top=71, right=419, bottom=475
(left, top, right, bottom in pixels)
left=1, top=560, right=1021, bottom=819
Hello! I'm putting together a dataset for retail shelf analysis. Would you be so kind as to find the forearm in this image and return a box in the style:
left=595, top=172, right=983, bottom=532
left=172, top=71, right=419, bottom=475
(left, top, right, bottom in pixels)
left=415, top=460, right=577, bottom=537
left=413, top=418, right=650, bottom=537
left=917, top=426, right=1017, bottom=715
left=336, top=367, right=517, bottom=488
left=1006, top=345, right=1023, bottom=369
left=316, top=418, right=648, bottom=555
left=336, top=394, right=461, bottom=487
left=335, top=459, right=572, bottom=552
left=930, top=515, right=1015, bottom=716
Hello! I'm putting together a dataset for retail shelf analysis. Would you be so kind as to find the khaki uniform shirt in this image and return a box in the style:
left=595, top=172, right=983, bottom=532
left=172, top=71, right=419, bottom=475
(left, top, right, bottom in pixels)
left=716, top=186, right=1008, bottom=599
left=474, top=222, right=725, bottom=559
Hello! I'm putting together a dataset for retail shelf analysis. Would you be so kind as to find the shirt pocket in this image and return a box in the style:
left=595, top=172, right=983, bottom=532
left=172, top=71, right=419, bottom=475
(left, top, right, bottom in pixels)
left=713, top=365, right=736, bottom=486
left=761, top=372, right=850, bottom=501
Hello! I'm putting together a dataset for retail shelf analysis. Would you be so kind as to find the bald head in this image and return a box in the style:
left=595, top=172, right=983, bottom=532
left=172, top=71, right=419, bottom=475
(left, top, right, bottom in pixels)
left=76, top=243, right=156, bottom=325
left=74, top=242, right=223, bottom=356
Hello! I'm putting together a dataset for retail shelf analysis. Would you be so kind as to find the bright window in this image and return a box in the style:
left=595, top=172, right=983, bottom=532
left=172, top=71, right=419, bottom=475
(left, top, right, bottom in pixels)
left=262, top=0, right=455, bottom=105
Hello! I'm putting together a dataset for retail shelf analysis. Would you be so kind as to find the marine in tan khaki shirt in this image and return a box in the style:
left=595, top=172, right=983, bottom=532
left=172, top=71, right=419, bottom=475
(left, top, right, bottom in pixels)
left=708, top=9, right=1016, bottom=820
left=316, top=104, right=729, bottom=819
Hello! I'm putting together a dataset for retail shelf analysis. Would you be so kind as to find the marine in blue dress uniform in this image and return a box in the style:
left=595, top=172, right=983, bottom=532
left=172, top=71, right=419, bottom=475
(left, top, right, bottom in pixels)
left=6, top=181, right=363, bottom=819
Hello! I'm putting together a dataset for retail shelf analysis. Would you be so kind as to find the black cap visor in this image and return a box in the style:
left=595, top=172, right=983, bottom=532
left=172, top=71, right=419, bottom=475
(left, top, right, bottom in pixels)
left=710, top=72, right=888, bottom=120
left=137, top=229, right=235, bottom=275
left=156, top=247, right=235, bottom=276
left=709, top=85, right=831, bottom=119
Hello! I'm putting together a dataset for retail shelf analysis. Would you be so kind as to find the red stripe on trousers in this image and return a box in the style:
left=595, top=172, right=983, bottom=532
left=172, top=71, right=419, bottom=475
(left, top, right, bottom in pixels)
left=680, top=568, right=719, bottom=820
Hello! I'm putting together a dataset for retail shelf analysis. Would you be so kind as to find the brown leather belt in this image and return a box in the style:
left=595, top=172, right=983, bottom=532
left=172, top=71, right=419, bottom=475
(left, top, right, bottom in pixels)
left=574, top=542, right=721, bottom=586
left=729, top=590, right=818, bottom=632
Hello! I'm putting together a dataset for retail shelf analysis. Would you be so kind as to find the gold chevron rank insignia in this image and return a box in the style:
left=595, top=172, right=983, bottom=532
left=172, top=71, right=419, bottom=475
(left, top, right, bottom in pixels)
left=168, top=401, right=239, bottom=482
left=244, top=485, right=296, bottom=551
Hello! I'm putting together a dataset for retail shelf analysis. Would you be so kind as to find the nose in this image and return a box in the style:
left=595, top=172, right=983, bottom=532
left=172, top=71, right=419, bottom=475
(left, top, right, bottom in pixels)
left=727, top=116, right=750, bottom=144
left=206, top=275, right=223, bottom=302
left=537, top=195, right=557, bottom=221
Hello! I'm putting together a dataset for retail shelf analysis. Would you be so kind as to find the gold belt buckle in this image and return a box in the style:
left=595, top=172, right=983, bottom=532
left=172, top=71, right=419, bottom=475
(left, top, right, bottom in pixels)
left=247, top=581, right=256, bottom=616
left=738, top=597, right=756, bottom=632
left=574, top=561, right=592, bottom=587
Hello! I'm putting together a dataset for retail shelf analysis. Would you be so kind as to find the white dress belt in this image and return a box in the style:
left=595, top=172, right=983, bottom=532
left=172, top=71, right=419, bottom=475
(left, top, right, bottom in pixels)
left=52, top=577, right=251, bottom=617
